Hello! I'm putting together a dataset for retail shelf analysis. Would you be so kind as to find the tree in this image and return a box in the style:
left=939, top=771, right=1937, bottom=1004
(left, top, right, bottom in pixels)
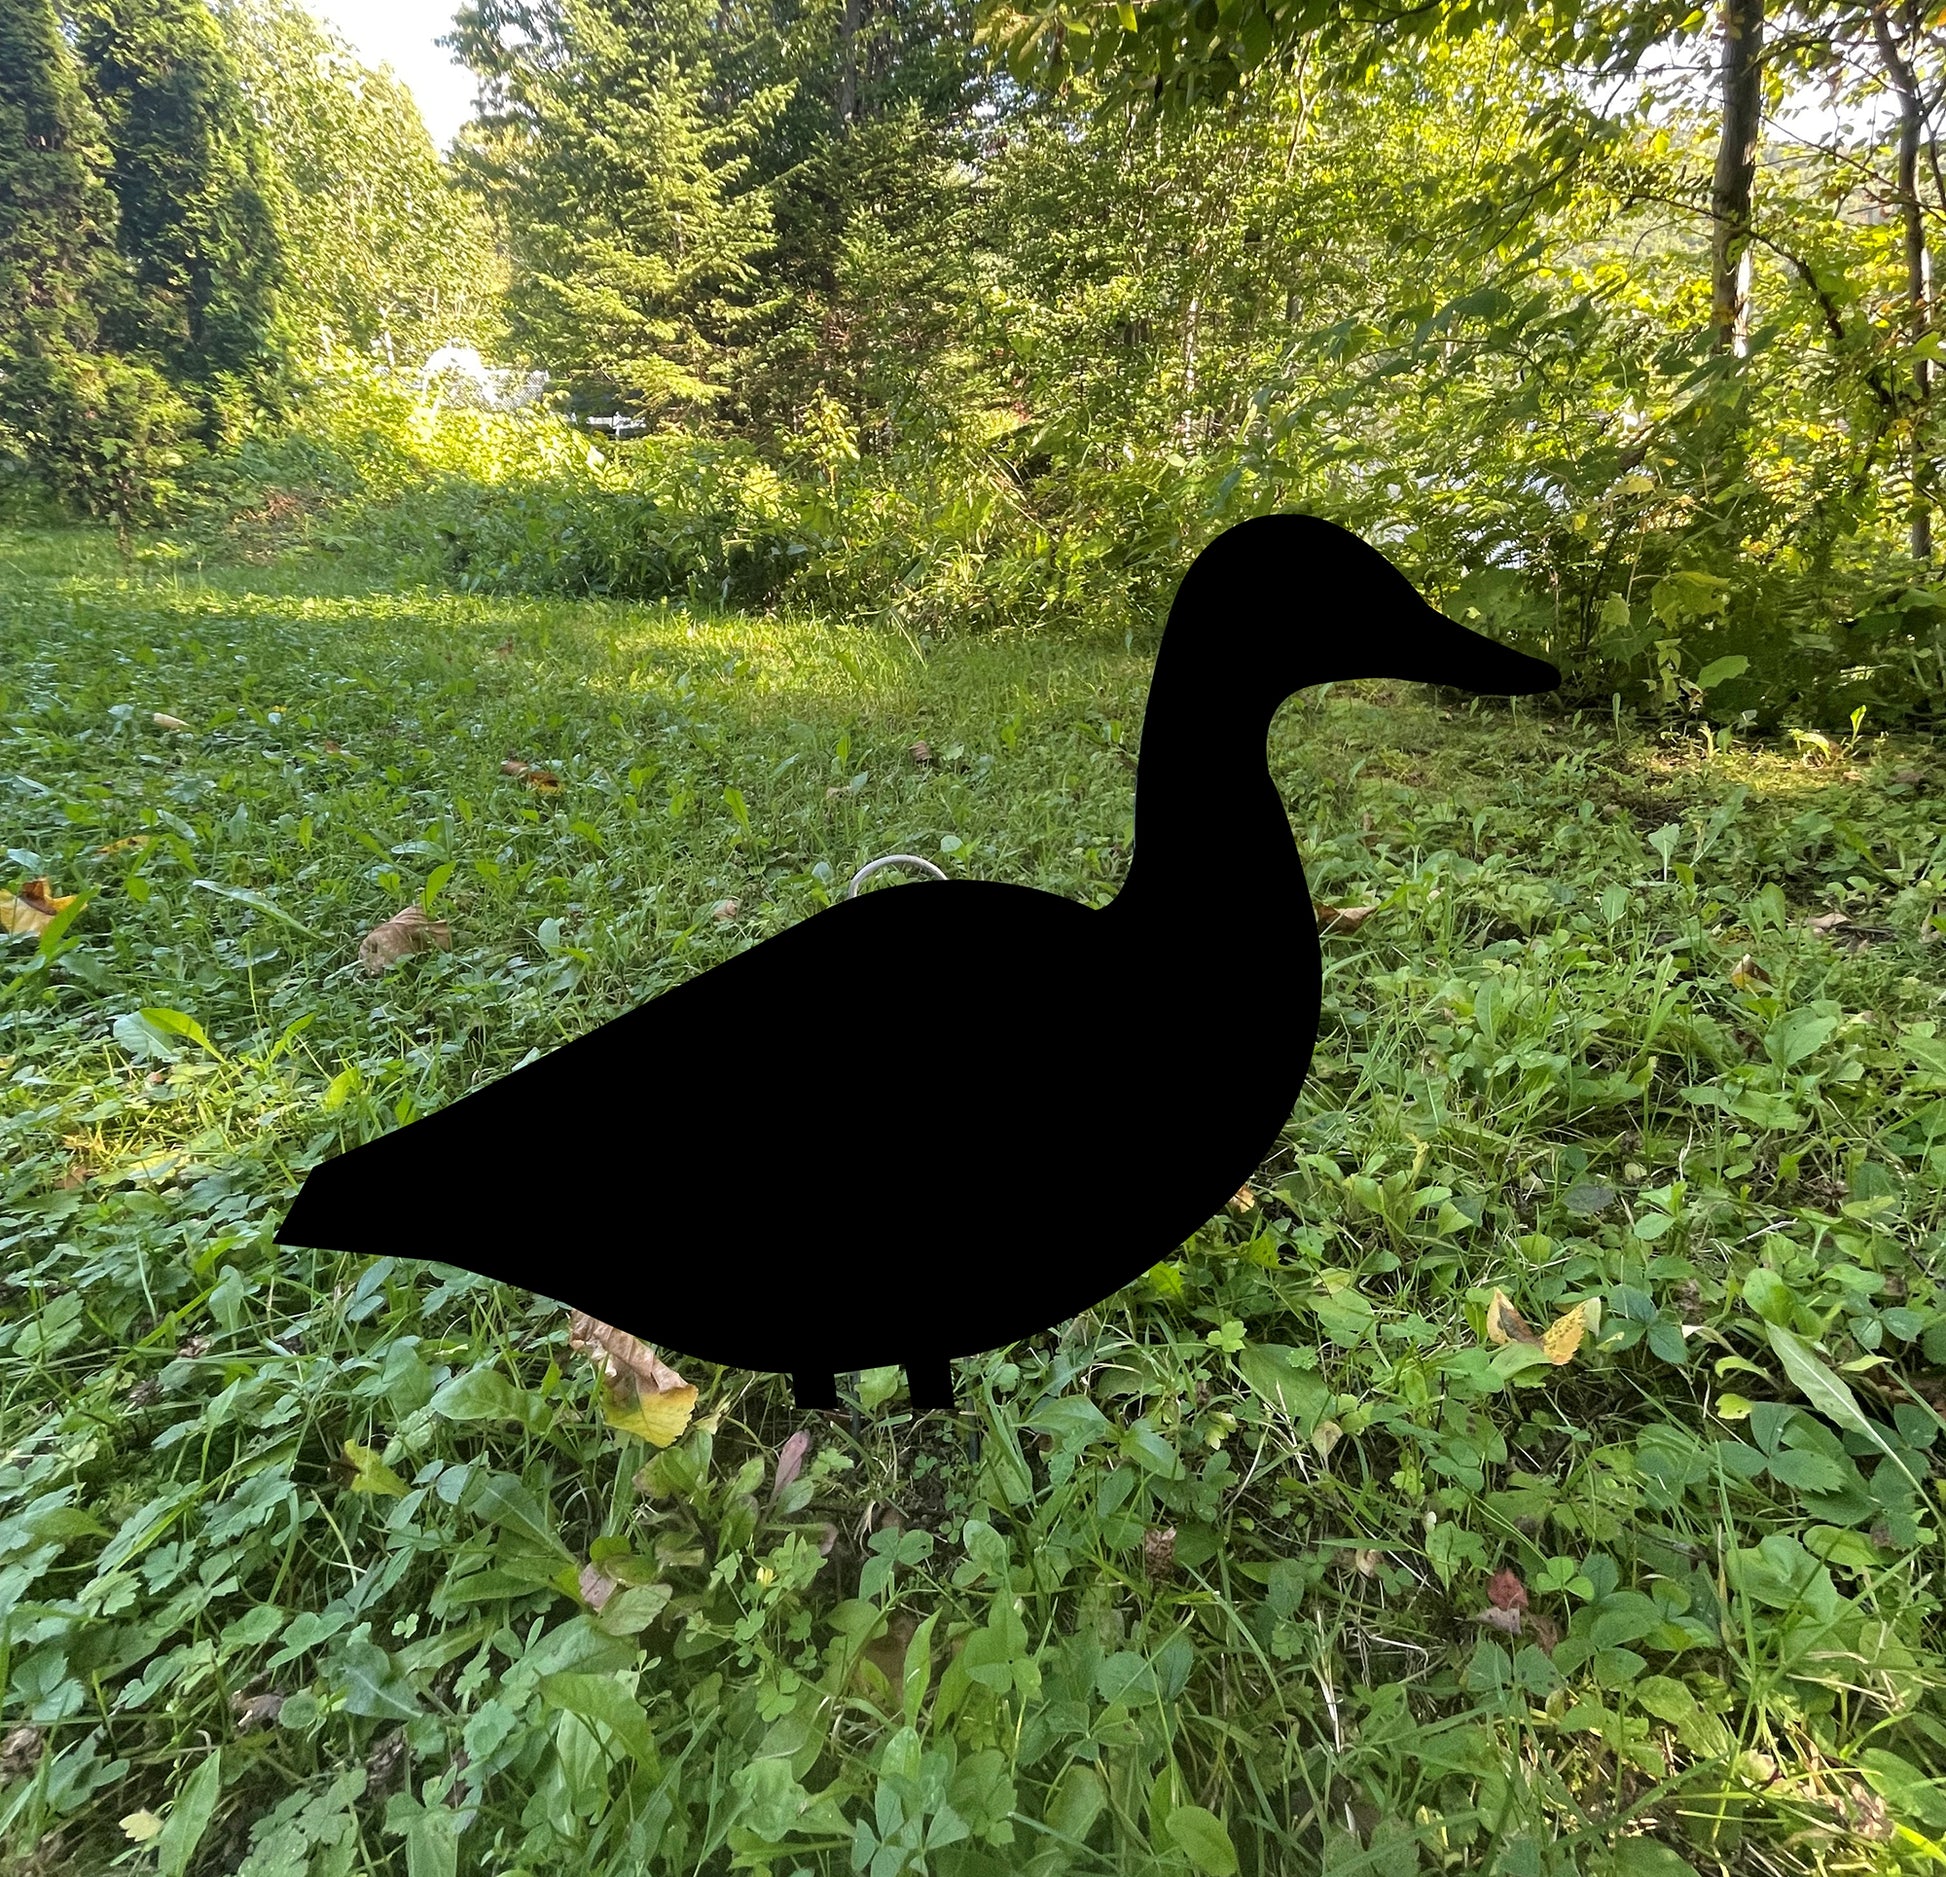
left=1710, top=0, right=1765, bottom=354
left=449, top=0, right=782, bottom=420
left=73, top=0, right=286, bottom=416
left=216, top=0, right=500, bottom=367
left=0, top=0, right=118, bottom=361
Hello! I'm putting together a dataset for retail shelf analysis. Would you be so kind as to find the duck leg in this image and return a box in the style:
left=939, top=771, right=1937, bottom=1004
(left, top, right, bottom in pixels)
left=906, top=1357, right=956, bottom=1413
left=791, top=1371, right=837, bottom=1412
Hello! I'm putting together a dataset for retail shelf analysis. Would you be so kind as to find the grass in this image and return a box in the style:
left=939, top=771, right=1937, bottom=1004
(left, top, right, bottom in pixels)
left=2, top=521, right=1945, bottom=1877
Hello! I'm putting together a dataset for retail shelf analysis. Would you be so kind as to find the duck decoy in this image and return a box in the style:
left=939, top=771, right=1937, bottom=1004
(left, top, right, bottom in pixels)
left=279, top=514, right=1558, bottom=1411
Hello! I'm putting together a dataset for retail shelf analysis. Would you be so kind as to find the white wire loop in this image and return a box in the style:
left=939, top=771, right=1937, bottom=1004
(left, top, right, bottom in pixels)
left=847, top=854, right=948, bottom=898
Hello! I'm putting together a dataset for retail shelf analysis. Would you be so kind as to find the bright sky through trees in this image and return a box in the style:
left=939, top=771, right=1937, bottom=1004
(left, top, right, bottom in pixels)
left=305, top=0, right=470, bottom=146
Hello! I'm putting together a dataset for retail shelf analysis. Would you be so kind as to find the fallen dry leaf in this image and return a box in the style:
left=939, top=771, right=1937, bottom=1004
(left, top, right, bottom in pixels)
left=231, top=1690, right=284, bottom=1732
left=365, top=1728, right=409, bottom=1792
left=501, top=758, right=561, bottom=792
left=1486, top=1288, right=1596, bottom=1366
left=1315, top=903, right=1378, bottom=935
left=771, top=1429, right=812, bottom=1502
left=151, top=712, right=190, bottom=732
left=359, top=905, right=451, bottom=975
left=1484, top=1288, right=1539, bottom=1347
left=568, top=1310, right=698, bottom=1448
left=1472, top=1604, right=1523, bottom=1636
left=1541, top=1299, right=1599, bottom=1365
left=1227, top=1184, right=1255, bottom=1214
left=1806, top=910, right=1851, bottom=938
left=579, top=1560, right=618, bottom=1612
left=909, top=740, right=933, bottom=765
left=1728, top=953, right=1770, bottom=990
left=1, top=1725, right=42, bottom=1780
left=0, top=879, right=79, bottom=938
left=1486, top=1566, right=1529, bottom=1612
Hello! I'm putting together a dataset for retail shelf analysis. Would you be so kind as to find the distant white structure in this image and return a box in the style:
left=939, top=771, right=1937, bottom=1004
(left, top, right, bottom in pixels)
left=417, top=343, right=550, bottom=412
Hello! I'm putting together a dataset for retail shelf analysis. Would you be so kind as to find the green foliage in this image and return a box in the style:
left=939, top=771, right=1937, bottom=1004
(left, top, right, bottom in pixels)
left=4, top=526, right=1946, bottom=1875
left=0, top=346, right=195, bottom=531
left=73, top=0, right=285, bottom=409
left=451, top=0, right=785, bottom=419
left=0, top=0, right=118, bottom=357
left=215, top=0, right=500, bottom=366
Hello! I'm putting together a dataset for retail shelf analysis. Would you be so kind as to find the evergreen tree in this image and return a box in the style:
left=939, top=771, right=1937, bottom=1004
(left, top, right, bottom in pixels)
left=450, top=0, right=781, bottom=420
left=216, top=0, right=501, bottom=367
left=73, top=0, right=286, bottom=410
left=0, top=0, right=117, bottom=361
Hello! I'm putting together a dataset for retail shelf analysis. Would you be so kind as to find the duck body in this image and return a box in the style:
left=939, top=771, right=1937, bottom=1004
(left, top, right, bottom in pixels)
left=279, top=515, right=1556, bottom=1405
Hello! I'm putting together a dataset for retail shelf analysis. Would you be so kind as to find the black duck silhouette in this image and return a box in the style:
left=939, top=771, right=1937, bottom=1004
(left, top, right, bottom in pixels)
left=279, top=515, right=1558, bottom=1409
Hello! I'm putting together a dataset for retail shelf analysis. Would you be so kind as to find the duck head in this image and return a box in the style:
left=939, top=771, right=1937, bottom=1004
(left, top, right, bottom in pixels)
left=1172, top=513, right=1560, bottom=700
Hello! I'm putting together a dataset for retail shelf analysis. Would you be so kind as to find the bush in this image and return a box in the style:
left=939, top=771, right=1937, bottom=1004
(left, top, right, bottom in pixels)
left=0, top=346, right=196, bottom=533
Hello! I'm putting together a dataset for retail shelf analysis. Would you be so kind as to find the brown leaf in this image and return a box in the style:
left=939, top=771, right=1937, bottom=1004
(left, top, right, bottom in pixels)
left=365, top=1727, right=409, bottom=1792
left=1483, top=1288, right=1540, bottom=1348
left=1471, top=1605, right=1523, bottom=1636
left=1806, top=910, right=1851, bottom=937
left=1227, top=1184, right=1255, bottom=1214
left=568, top=1311, right=698, bottom=1447
left=1315, top=902, right=1378, bottom=935
left=771, top=1429, right=812, bottom=1502
left=1, top=1726, right=43, bottom=1780
left=1144, top=1526, right=1178, bottom=1580
left=1728, top=952, right=1770, bottom=990
left=151, top=712, right=190, bottom=732
left=0, top=879, right=79, bottom=938
left=231, top=1690, right=284, bottom=1732
left=1485, top=1567, right=1529, bottom=1612
left=500, top=757, right=561, bottom=791
left=909, top=740, right=933, bottom=765
left=359, top=905, right=452, bottom=975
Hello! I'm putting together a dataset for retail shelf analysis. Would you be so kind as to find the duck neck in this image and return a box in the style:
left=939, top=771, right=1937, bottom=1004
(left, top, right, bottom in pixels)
left=1113, top=654, right=1303, bottom=919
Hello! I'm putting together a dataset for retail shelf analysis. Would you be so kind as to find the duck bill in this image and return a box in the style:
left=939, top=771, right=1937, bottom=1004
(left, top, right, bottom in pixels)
left=1396, top=607, right=1560, bottom=695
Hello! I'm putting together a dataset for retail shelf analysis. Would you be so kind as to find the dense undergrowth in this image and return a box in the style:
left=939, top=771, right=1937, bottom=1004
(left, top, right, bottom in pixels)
left=3, top=524, right=1946, bottom=1876
left=176, top=369, right=1946, bottom=735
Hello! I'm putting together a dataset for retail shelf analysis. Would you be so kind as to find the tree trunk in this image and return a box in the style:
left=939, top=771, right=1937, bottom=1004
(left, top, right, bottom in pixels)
left=1710, top=0, right=1764, bottom=356
left=1874, top=0, right=1933, bottom=561
left=837, top=0, right=864, bottom=127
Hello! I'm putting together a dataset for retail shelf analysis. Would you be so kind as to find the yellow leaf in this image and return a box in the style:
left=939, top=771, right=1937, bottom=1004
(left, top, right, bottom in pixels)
left=569, top=1311, right=699, bottom=1448
left=0, top=879, right=78, bottom=937
left=120, top=1810, right=164, bottom=1843
left=1542, top=1300, right=1597, bottom=1366
left=1484, top=1288, right=1539, bottom=1348
left=600, top=1377, right=699, bottom=1448
left=341, top=1438, right=408, bottom=1496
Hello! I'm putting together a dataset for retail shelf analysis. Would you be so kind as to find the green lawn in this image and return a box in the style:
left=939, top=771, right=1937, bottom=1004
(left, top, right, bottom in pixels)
left=3, top=525, right=1945, bottom=1877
